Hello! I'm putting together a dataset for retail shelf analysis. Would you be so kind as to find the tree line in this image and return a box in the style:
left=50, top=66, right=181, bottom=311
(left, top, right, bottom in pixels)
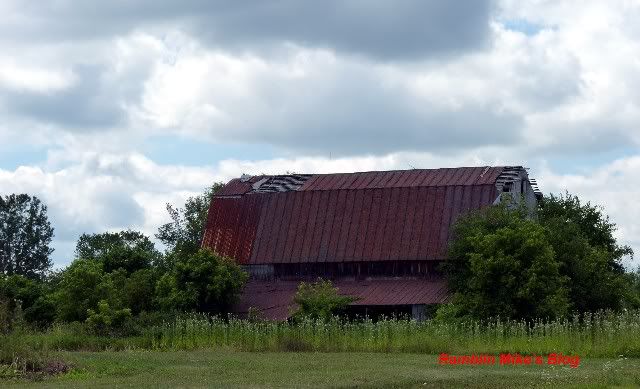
left=0, top=185, right=246, bottom=334
left=1, top=187, right=640, bottom=332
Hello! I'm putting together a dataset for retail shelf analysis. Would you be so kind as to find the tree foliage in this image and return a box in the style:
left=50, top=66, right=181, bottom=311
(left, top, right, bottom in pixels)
left=85, top=300, right=132, bottom=336
left=444, top=192, right=637, bottom=321
left=291, top=279, right=356, bottom=322
left=155, top=249, right=247, bottom=313
left=0, top=194, right=54, bottom=279
left=0, top=274, right=55, bottom=327
left=156, top=184, right=223, bottom=257
left=75, top=230, right=160, bottom=274
left=539, top=192, right=634, bottom=311
left=53, top=259, right=115, bottom=322
left=538, top=192, right=633, bottom=264
left=444, top=204, right=568, bottom=320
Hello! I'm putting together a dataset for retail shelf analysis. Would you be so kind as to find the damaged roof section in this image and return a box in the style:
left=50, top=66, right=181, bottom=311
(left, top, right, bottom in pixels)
left=214, top=174, right=312, bottom=197
left=251, top=174, right=312, bottom=193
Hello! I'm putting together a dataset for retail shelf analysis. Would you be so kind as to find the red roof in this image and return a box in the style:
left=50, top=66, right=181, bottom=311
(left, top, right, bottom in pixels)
left=234, top=279, right=449, bottom=320
left=300, top=166, right=503, bottom=191
left=203, top=167, right=502, bottom=264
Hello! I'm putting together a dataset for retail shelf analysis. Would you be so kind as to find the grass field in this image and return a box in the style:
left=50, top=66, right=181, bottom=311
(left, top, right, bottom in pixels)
left=3, top=351, right=640, bottom=388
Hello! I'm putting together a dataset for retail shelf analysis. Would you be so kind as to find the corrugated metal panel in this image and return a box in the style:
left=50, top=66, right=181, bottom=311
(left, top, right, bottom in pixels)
left=234, top=279, right=450, bottom=320
left=335, top=190, right=356, bottom=262
left=290, top=191, right=312, bottom=261
left=345, top=190, right=364, bottom=261
left=242, top=184, right=496, bottom=264
left=273, top=191, right=295, bottom=262
left=327, top=190, right=347, bottom=262
left=202, top=195, right=266, bottom=264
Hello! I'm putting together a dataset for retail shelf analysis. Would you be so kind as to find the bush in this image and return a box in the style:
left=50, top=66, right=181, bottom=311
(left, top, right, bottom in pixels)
left=85, top=300, right=133, bottom=336
left=291, top=279, right=356, bottom=322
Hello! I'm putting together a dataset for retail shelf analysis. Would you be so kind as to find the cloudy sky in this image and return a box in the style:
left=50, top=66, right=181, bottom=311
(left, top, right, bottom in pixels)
left=1, top=0, right=639, bottom=268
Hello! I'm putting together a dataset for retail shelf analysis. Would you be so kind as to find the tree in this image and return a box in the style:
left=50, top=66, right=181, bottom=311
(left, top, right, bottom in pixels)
left=75, top=230, right=160, bottom=274
left=155, top=248, right=247, bottom=313
left=629, top=267, right=640, bottom=308
left=0, top=194, right=54, bottom=279
left=443, top=203, right=569, bottom=321
left=538, top=192, right=633, bottom=265
left=58, top=231, right=163, bottom=320
left=539, top=192, right=634, bottom=311
left=52, top=259, right=116, bottom=322
left=291, top=279, right=356, bottom=322
left=156, top=184, right=223, bottom=257
left=0, top=274, right=55, bottom=327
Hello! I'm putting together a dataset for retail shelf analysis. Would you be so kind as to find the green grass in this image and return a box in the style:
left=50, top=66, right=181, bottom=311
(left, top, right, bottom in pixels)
left=3, top=351, right=640, bottom=388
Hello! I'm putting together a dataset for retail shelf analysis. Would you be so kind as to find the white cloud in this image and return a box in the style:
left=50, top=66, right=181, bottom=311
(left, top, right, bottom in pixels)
left=0, top=60, right=72, bottom=93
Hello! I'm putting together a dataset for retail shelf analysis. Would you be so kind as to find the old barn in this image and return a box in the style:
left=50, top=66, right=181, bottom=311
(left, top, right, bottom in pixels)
left=202, top=166, right=540, bottom=320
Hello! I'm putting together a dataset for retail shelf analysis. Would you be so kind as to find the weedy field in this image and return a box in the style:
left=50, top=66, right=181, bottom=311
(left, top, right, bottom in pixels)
left=2, top=311, right=640, bottom=387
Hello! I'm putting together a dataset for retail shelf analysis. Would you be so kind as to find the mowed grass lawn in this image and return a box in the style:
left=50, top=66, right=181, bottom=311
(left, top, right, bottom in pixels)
left=4, top=351, right=640, bottom=388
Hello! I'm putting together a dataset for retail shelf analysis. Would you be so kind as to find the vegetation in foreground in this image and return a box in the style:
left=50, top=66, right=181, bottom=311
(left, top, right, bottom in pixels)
left=3, top=350, right=640, bottom=388
left=2, top=310, right=640, bottom=362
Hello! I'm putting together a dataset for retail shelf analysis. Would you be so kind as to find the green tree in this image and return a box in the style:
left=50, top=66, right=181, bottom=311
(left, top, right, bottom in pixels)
left=0, top=194, right=54, bottom=279
left=629, top=267, right=640, bottom=307
left=0, top=274, right=55, bottom=327
left=156, top=184, right=223, bottom=257
left=74, top=230, right=160, bottom=274
left=155, top=249, right=247, bottom=313
left=538, top=192, right=634, bottom=311
left=291, top=279, right=356, bottom=322
left=52, top=259, right=123, bottom=322
left=538, top=192, right=633, bottom=265
left=443, top=203, right=569, bottom=320
left=121, top=268, right=157, bottom=315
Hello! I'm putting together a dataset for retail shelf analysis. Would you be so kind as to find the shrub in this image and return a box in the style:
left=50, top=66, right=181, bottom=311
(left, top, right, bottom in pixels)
left=85, top=300, right=133, bottom=336
left=291, top=279, right=356, bottom=322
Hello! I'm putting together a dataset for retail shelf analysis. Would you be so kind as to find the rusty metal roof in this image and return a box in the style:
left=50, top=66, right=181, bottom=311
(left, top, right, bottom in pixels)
left=234, top=279, right=449, bottom=320
left=203, top=167, right=503, bottom=264
left=300, top=166, right=504, bottom=191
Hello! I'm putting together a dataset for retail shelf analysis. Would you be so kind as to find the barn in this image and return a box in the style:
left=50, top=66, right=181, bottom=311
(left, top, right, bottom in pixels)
left=202, top=166, right=541, bottom=320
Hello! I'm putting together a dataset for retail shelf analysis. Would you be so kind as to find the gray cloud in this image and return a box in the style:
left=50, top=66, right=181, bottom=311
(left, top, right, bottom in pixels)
left=3, top=0, right=494, bottom=60
left=173, top=58, right=524, bottom=157
left=2, top=65, right=126, bottom=129
left=253, top=85, right=522, bottom=157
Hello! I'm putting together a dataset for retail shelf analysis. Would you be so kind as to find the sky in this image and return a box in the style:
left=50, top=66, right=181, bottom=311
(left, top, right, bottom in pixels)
left=0, top=0, right=639, bottom=268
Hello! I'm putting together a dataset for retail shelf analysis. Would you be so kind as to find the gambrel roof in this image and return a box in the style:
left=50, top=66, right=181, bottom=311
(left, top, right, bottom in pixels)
left=202, top=166, right=538, bottom=264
